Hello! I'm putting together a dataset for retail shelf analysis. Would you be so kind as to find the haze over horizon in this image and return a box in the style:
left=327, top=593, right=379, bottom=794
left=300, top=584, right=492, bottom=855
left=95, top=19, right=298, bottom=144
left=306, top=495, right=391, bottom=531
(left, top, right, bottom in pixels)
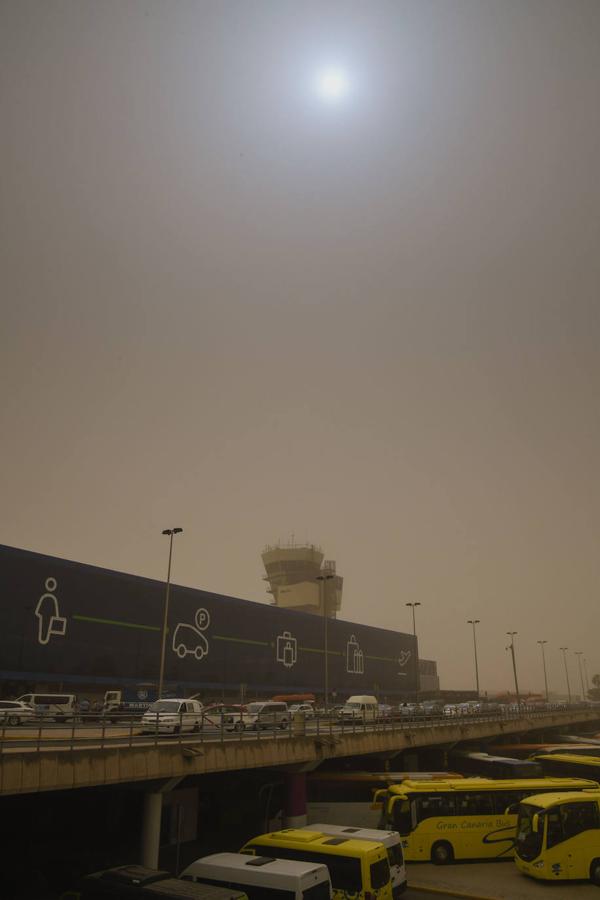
left=1, top=0, right=599, bottom=697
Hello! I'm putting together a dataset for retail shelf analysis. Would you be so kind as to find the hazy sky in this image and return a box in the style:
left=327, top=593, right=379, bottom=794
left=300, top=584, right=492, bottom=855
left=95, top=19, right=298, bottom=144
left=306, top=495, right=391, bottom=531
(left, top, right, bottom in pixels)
left=2, top=0, right=599, bottom=696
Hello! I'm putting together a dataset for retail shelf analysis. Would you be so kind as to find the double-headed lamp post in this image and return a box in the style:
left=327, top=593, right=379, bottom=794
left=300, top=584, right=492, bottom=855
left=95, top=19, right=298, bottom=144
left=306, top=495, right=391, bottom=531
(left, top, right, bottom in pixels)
left=317, top=572, right=335, bottom=711
left=506, top=632, right=522, bottom=711
left=560, top=647, right=572, bottom=705
left=406, top=602, right=421, bottom=703
left=575, top=652, right=586, bottom=702
left=537, top=640, right=549, bottom=702
left=467, top=620, right=480, bottom=697
left=158, top=528, right=183, bottom=699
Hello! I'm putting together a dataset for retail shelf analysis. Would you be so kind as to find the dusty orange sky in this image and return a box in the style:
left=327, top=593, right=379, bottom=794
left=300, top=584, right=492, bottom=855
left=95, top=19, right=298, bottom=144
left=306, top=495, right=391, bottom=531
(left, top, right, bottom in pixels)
left=1, top=0, right=599, bottom=696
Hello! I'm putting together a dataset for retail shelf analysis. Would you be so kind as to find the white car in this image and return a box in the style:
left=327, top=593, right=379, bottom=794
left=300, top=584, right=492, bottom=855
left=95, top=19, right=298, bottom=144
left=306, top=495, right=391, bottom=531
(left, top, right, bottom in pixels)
left=0, top=700, right=35, bottom=726
left=140, top=698, right=203, bottom=734
left=288, top=703, right=315, bottom=719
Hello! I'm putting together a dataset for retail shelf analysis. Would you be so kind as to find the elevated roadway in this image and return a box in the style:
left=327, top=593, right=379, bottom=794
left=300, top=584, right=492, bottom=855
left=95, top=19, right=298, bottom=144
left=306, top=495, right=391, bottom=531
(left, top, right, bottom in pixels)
left=2, top=707, right=599, bottom=797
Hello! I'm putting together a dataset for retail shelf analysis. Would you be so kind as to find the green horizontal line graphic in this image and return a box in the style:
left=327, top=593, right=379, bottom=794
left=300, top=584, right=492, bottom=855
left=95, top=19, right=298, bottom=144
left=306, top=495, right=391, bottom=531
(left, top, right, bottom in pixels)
left=365, top=654, right=397, bottom=663
left=299, top=646, right=342, bottom=655
left=214, top=635, right=269, bottom=647
left=73, top=614, right=161, bottom=632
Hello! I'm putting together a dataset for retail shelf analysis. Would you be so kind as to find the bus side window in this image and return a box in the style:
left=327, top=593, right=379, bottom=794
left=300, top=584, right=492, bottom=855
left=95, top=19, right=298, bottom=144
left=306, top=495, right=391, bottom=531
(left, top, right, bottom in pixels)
left=493, top=792, right=518, bottom=815
left=457, top=793, right=494, bottom=816
left=546, top=810, right=564, bottom=849
left=415, top=795, right=456, bottom=823
left=561, top=802, right=600, bottom=840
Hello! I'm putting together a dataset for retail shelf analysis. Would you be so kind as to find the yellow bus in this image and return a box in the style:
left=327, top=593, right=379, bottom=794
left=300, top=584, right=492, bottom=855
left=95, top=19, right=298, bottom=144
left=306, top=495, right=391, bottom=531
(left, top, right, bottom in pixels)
left=241, top=828, right=393, bottom=899
left=515, top=790, right=600, bottom=883
left=533, top=752, right=600, bottom=781
left=306, top=771, right=461, bottom=829
left=378, top=777, right=599, bottom=864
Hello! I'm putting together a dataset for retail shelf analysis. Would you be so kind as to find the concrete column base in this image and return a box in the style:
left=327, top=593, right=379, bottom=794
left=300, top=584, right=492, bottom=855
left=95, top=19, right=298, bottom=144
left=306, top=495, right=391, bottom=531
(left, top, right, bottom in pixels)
left=141, top=792, right=162, bottom=869
left=284, top=812, right=308, bottom=827
left=283, top=772, right=307, bottom=828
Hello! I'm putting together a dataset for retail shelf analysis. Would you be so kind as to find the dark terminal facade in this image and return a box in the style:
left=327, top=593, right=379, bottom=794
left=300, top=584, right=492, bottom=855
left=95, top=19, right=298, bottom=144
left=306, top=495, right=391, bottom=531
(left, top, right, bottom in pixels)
left=0, top=544, right=418, bottom=700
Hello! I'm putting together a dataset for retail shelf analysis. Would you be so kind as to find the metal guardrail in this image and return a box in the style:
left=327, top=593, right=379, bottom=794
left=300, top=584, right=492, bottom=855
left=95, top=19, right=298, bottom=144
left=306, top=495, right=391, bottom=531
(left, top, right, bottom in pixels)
left=0, top=705, right=597, bottom=755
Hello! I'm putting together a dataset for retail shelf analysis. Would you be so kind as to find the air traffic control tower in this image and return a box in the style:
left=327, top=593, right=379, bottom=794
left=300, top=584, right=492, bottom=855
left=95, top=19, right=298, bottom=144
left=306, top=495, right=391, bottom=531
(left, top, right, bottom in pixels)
left=261, top=541, right=343, bottom=618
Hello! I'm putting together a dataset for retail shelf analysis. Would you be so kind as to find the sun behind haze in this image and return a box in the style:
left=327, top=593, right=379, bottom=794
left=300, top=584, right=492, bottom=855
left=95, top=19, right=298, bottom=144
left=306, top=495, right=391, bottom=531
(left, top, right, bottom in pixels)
left=1, top=0, right=599, bottom=696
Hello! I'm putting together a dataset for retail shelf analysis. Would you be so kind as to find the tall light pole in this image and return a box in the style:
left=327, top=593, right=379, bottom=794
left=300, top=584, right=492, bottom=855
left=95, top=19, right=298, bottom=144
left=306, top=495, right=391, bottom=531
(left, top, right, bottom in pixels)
left=506, top=632, right=521, bottom=711
left=560, top=647, right=572, bottom=705
left=406, top=602, right=421, bottom=704
left=158, top=527, right=183, bottom=699
left=467, top=620, right=480, bottom=697
left=584, top=658, right=591, bottom=696
left=575, top=652, right=586, bottom=702
left=537, top=640, right=549, bottom=702
left=317, top=572, right=335, bottom=711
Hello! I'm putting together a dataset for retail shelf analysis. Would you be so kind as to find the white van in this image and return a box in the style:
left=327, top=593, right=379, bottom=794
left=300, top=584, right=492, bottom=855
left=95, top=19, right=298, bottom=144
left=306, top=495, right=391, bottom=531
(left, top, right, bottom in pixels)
left=141, top=698, right=203, bottom=734
left=181, top=852, right=332, bottom=899
left=339, top=695, right=378, bottom=723
left=17, top=692, right=78, bottom=722
left=233, top=701, right=289, bottom=732
left=303, top=824, right=407, bottom=895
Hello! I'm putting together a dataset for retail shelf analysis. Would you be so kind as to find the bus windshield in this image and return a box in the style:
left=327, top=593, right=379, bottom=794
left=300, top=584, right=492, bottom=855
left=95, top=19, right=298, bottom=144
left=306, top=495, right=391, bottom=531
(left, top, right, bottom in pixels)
left=391, top=797, right=412, bottom=835
left=516, top=804, right=544, bottom=861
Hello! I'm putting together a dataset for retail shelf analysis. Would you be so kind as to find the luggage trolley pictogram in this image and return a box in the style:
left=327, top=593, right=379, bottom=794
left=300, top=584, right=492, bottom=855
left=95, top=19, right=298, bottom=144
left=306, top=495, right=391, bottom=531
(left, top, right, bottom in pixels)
left=276, top=630, right=297, bottom=668
left=346, top=634, right=364, bottom=674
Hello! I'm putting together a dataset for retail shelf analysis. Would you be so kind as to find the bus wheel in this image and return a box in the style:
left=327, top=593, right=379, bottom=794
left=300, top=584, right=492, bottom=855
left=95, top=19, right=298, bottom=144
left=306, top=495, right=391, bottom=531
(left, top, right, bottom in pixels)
left=589, top=859, right=600, bottom=885
left=431, top=841, right=454, bottom=865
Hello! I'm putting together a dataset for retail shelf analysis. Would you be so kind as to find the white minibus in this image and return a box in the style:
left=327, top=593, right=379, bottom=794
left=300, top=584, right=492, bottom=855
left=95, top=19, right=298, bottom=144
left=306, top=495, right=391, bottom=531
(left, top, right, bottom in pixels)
left=17, top=692, right=78, bottom=722
left=181, top=851, right=332, bottom=899
left=302, top=824, right=406, bottom=895
left=339, top=696, right=378, bottom=724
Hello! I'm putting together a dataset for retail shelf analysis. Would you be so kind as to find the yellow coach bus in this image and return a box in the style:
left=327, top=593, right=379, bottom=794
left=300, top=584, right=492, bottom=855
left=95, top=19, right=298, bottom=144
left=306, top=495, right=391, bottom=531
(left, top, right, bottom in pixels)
left=306, top=771, right=461, bottom=828
left=241, top=829, right=393, bottom=899
left=515, top=790, right=600, bottom=883
left=378, top=777, right=598, bottom=864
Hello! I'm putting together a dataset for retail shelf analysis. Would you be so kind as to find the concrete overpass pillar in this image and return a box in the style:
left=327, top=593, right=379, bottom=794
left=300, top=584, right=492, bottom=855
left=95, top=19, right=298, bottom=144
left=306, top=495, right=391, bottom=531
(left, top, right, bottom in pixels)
left=141, top=792, right=163, bottom=869
left=283, top=773, right=307, bottom=828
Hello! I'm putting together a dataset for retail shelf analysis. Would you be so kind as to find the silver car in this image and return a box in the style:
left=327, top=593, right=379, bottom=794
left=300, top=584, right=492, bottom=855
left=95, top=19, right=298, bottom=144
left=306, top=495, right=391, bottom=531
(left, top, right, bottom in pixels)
left=234, top=701, right=289, bottom=731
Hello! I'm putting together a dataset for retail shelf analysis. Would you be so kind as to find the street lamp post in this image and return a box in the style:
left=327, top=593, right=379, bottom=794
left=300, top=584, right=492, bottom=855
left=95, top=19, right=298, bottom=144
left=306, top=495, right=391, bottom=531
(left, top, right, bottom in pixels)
left=506, top=632, right=522, bottom=712
left=406, top=602, right=421, bottom=704
left=467, top=619, right=480, bottom=697
left=584, top=658, right=591, bottom=696
left=317, top=572, right=335, bottom=711
left=158, top=527, right=183, bottom=699
left=560, top=647, right=572, bottom=705
left=575, top=652, right=586, bottom=702
left=537, top=640, right=549, bottom=702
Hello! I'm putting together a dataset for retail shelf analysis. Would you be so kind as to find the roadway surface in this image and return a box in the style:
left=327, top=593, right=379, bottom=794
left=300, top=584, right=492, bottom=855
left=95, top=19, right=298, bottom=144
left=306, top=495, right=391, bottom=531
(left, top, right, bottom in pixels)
left=407, top=890, right=468, bottom=899
left=409, top=860, right=600, bottom=899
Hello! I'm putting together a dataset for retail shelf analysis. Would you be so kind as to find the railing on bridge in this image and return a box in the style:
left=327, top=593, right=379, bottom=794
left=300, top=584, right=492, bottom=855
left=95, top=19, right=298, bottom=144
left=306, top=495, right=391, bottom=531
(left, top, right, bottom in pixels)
left=1, top=704, right=596, bottom=755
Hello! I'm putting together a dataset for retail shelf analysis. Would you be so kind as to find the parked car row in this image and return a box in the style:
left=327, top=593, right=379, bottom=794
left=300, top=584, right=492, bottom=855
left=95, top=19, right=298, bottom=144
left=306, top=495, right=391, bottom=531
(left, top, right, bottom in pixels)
left=2, top=691, right=589, bottom=731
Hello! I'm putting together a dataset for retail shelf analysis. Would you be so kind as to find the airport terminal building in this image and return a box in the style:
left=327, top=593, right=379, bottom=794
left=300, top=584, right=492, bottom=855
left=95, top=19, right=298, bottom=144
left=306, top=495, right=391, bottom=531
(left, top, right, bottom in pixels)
left=0, top=544, right=419, bottom=702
